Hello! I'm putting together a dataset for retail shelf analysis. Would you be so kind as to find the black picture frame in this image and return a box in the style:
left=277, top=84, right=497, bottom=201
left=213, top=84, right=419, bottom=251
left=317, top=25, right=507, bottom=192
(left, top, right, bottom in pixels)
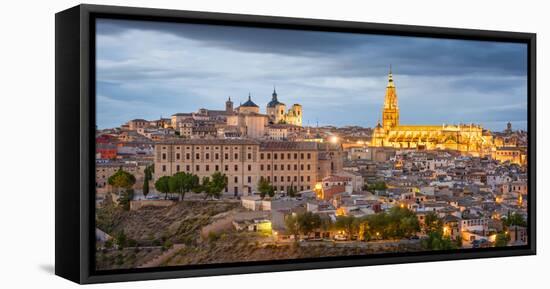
left=55, top=4, right=536, bottom=284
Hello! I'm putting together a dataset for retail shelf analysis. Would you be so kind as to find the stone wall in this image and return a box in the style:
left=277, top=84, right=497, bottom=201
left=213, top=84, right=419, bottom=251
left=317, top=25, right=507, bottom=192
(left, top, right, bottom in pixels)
left=129, top=200, right=174, bottom=210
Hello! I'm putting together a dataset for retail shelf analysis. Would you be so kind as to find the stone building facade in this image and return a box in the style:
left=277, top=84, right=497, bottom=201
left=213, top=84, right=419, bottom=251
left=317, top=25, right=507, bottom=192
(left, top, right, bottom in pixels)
left=265, top=88, right=303, bottom=126
left=154, top=139, right=343, bottom=196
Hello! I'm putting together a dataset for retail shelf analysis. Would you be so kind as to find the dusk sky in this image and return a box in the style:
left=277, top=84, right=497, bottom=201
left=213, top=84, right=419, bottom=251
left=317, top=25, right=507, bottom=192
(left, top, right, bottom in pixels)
left=96, top=18, right=528, bottom=131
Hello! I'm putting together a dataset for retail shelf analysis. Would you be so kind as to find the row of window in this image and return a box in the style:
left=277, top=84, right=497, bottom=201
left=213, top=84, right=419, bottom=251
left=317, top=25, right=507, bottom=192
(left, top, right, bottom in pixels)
left=162, top=152, right=254, bottom=161
left=162, top=152, right=316, bottom=163
left=264, top=175, right=311, bottom=183
left=272, top=185, right=310, bottom=191
left=162, top=163, right=254, bottom=173
left=497, top=151, right=519, bottom=156
left=163, top=146, right=254, bottom=150
left=462, top=219, right=487, bottom=226
left=161, top=163, right=315, bottom=173
left=260, top=152, right=311, bottom=160
left=260, top=163, right=311, bottom=171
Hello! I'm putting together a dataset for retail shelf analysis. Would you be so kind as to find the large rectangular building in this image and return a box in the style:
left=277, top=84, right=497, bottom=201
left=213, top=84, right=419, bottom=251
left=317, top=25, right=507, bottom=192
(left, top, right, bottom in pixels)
left=154, top=139, right=343, bottom=196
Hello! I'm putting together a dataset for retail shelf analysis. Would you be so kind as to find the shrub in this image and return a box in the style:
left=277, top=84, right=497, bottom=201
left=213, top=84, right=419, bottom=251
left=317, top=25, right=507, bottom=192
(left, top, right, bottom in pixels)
left=207, top=232, right=220, bottom=243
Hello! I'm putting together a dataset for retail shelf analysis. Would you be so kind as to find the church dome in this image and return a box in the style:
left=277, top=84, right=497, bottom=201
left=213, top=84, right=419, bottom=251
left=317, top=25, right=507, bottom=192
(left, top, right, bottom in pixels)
left=267, top=88, right=285, bottom=107
left=241, top=94, right=259, bottom=107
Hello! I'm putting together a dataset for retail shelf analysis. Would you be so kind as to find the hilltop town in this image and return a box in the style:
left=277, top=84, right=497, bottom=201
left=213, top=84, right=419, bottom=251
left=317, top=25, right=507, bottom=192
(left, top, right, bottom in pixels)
left=95, top=72, right=528, bottom=270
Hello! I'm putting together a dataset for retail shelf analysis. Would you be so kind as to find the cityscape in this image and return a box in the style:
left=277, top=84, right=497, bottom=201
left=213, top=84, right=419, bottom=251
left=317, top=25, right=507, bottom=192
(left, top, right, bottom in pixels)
left=95, top=68, right=528, bottom=270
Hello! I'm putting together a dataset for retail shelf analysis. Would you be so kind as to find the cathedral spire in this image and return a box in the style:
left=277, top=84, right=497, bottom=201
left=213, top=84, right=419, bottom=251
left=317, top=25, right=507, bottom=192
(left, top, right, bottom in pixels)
left=387, top=65, right=395, bottom=88
left=382, top=66, right=399, bottom=130
left=272, top=85, right=278, bottom=99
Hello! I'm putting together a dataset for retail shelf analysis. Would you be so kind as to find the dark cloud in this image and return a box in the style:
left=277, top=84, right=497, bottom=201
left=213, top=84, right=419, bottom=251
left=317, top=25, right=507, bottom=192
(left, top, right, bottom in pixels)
left=95, top=18, right=528, bottom=131
left=97, top=19, right=527, bottom=78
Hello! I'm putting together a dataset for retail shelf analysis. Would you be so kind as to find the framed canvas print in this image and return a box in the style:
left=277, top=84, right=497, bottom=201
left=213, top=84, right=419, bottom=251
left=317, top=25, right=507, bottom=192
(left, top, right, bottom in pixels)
left=55, top=4, right=536, bottom=284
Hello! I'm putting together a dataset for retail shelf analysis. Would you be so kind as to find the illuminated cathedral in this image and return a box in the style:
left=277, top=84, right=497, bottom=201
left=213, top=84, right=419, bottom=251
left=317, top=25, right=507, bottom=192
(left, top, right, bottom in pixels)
left=266, top=87, right=303, bottom=126
left=370, top=68, right=495, bottom=156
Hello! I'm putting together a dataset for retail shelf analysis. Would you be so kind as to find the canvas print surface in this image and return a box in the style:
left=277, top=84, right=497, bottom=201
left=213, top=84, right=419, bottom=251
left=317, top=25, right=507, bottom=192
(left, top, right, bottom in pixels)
left=94, top=18, right=529, bottom=270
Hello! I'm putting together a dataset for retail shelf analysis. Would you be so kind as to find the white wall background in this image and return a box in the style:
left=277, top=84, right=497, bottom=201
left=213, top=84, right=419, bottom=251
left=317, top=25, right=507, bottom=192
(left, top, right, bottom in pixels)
left=0, top=0, right=546, bottom=288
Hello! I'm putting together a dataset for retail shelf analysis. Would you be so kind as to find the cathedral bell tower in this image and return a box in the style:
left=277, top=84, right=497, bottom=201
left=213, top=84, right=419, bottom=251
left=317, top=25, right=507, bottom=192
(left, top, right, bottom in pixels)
left=382, top=66, right=399, bottom=131
left=225, top=96, right=234, bottom=113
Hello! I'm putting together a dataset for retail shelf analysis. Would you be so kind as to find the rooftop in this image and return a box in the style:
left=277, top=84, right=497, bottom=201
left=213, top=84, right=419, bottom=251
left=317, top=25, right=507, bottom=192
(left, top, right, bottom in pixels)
left=241, top=94, right=259, bottom=107
left=259, top=141, right=318, bottom=151
left=156, top=139, right=260, bottom=146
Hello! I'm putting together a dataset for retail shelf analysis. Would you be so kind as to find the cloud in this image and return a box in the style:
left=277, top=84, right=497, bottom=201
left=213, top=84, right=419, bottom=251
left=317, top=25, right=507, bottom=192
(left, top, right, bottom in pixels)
left=95, top=18, right=528, bottom=131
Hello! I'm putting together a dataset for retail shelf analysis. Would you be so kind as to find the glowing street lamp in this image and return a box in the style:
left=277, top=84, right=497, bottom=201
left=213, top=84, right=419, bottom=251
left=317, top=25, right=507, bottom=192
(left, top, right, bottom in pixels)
left=443, top=225, right=451, bottom=237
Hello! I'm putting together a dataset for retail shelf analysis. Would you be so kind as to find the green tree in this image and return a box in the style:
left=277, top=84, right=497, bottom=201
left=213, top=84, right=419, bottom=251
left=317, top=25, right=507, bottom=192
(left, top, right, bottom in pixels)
left=198, top=176, right=211, bottom=194
left=358, top=220, right=372, bottom=241
left=335, top=215, right=357, bottom=240
left=108, top=168, right=136, bottom=194
left=142, top=176, right=150, bottom=198
left=399, top=215, right=421, bottom=238
left=364, top=181, right=387, bottom=192
left=422, top=231, right=456, bottom=250
left=296, top=212, right=322, bottom=238
left=154, top=175, right=171, bottom=199
left=503, top=212, right=526, bottom=227
left=258, top=177, right=275, bottom=199
left=118, top=189, right=134, bottom=211
left=169, top=172, right=200, bottom=200
left=495, top=232, right=510, bottom=247
left=107, top=168, right=136, bottom=210
left=115, top=230, right=128, bottom=249
left=387, top=207, right=420, bottom=238
left=142, top=165, right=152, bottom=197
left=205, top=172, right=227, bottom=199
left=364, top=211, right=389, bottom=239
left=285, top=214, right=300, bottom=240
left=424, top=212, right=443, bottom=234
left=354, top=207, right=421, bottom=240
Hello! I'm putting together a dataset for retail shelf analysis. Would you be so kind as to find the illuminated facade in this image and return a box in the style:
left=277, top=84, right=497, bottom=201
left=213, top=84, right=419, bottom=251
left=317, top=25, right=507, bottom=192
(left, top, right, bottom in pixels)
left=266, top=88, right=303, bottom=126
left=371, top=69, right=494, bottom=156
